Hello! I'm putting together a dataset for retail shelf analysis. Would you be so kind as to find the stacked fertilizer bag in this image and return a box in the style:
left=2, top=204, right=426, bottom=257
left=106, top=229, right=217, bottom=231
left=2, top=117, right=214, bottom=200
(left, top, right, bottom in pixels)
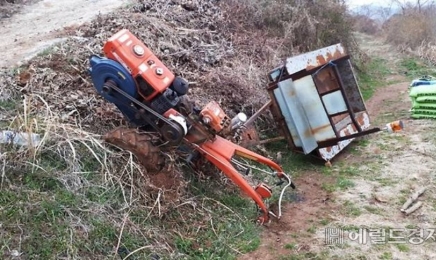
left=409, top=76, right=436, bottom=119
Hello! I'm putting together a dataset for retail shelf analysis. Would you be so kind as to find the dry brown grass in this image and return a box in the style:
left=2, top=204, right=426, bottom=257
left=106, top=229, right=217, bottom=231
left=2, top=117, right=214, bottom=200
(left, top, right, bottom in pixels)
left=2, top=92, right=176, bottom=207
left=382, top=6, right=436, bottom=65
left=416, top=41, right=436, bottom=65
left=222, top=0, right=359, bottom=57
left=385, top=12, right=434, bottom=50
left=353, top=15, right=380, bottom=35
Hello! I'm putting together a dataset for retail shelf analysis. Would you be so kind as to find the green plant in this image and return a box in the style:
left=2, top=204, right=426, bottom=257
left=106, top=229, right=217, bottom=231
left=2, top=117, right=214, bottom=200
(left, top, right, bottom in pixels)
left=379, top=251, right=393, bottom=260
left=337, top=177, right=355, bottom=190
left=400, top=57, right=436, bottom=78
left=356, top=57, right=391, bottom=100
left=396, top=244, right=410, bottom=252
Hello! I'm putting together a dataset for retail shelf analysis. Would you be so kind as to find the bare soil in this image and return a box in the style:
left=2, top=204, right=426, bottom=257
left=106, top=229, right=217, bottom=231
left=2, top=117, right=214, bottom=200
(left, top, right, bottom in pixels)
left=240, top=172, right=339, bottom=260
left=0, top=0, right=129, bottom=68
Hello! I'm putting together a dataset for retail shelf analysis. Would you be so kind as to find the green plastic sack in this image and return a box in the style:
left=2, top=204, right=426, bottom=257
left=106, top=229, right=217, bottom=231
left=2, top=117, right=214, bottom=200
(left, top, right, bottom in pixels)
left=416, top=96, right=436, bottom=103
left=409, top=85, right=436, bottom=97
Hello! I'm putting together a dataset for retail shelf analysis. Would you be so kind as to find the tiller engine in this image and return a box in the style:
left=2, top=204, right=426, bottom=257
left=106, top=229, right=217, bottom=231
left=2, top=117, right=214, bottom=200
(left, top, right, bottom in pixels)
left=88, top=29, right=294, bottom=224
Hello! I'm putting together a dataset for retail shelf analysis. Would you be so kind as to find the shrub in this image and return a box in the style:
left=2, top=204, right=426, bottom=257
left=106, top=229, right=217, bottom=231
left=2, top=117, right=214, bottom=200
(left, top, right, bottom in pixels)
left=353, top=15, right=380, bottom=35
left=221, top=0, right=359, bottom=58
left=384, top=12, right=434, bottom=49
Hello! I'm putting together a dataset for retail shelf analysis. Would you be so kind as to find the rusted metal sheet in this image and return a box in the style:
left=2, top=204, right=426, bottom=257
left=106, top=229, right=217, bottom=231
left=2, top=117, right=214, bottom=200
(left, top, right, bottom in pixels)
left=239, top=125, right=260, bottom=148
left=285, top=43, right=346, bottom=75
left=266, top=43, right=373, bottom=162
left=317, top=112, right=370, bottom=161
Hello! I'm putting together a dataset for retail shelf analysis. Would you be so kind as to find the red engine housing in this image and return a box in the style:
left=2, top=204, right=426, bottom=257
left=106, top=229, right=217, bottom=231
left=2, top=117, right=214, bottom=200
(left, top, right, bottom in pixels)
left=103, top=29, right=175, bottom=101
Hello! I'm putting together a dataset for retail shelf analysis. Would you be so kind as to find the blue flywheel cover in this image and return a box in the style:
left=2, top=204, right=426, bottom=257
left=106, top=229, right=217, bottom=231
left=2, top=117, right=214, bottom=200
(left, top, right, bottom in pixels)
left=88, top=55, right=137, bottom=104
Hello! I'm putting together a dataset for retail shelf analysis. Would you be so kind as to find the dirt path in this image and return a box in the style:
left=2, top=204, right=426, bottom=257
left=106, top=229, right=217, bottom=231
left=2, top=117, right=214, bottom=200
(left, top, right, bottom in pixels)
left=240, top=34, right=436, bottom=260
left=0, top=0, right=130, bottom=68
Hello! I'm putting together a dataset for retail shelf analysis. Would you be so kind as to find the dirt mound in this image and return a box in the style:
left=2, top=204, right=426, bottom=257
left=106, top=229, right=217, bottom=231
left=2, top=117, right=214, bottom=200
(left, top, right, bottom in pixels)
left=2, top=0, right=360, bottom=130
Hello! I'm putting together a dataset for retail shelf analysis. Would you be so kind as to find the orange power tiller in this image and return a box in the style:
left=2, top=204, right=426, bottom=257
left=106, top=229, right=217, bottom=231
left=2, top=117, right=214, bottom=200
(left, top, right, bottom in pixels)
left=88, top=29, right=295, bottom=224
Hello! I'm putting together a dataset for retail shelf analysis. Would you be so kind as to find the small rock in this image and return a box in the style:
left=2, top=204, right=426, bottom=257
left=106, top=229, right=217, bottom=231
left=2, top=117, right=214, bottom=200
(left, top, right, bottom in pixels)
left=10, top=250, right=22, bottom=257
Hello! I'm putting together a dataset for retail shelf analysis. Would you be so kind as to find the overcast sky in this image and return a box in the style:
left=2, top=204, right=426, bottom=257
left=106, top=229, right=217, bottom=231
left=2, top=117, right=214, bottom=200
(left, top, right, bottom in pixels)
left=346, top=0, right=412, bottom=8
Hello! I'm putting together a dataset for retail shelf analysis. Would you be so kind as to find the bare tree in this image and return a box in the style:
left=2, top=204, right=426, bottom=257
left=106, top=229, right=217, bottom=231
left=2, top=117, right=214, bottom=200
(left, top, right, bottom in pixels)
left=392, top=0, right=436, bottom=13
left=392, top=0, right=408, bottom=14
left=357, top=4, right=378, bottom=19
left=376, top=3, right=395, bottom=24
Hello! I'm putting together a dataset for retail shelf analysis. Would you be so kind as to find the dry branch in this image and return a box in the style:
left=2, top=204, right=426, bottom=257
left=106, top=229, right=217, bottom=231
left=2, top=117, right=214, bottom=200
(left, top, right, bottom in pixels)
left=404, top=201, right=423, bottom=215
left=401, top=187, right=426, bottom=212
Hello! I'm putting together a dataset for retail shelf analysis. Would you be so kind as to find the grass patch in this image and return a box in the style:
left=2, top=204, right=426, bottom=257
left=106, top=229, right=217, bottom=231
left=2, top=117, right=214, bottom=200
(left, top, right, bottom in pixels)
left=337, top=177, right=355, bottom=190
left=371, top=177, right=397, bottom=187
left=264, top=140, right=323, bottom=176
left=339, top=166, right=360, bottom=177
left=322, top=183, right=337, bottom=193
left=379, top=251, right=393, bottom=260
left=284, top=243, right=296, bottom=250
left=319, top=219, right=330, bottom=226
left=1, top=144, right=263, bottom=259
left=364, top=205, right=382, bottom=215
left=396, top=244, right=410, bottom=252
left=0, top=99, right=17, bottom=111
left=400, top=57, right=436, bottom=79
left=307, top=225, right=317, bottom=234
left=278, top=251, right=330, bottom=260
left=343, top=201, right=362, bottom=217
left=356, top=57, right=391, bottom=100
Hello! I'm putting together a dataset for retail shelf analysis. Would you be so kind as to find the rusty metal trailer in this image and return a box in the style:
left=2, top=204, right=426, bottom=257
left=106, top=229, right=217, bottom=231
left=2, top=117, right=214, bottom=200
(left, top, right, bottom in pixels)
left=243, top=43, right=380, bottom=163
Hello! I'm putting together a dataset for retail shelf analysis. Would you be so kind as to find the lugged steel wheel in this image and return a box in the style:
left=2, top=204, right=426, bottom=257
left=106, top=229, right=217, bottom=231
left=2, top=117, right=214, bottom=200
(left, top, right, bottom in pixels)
left=103, top=127, right=166, bottom=174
